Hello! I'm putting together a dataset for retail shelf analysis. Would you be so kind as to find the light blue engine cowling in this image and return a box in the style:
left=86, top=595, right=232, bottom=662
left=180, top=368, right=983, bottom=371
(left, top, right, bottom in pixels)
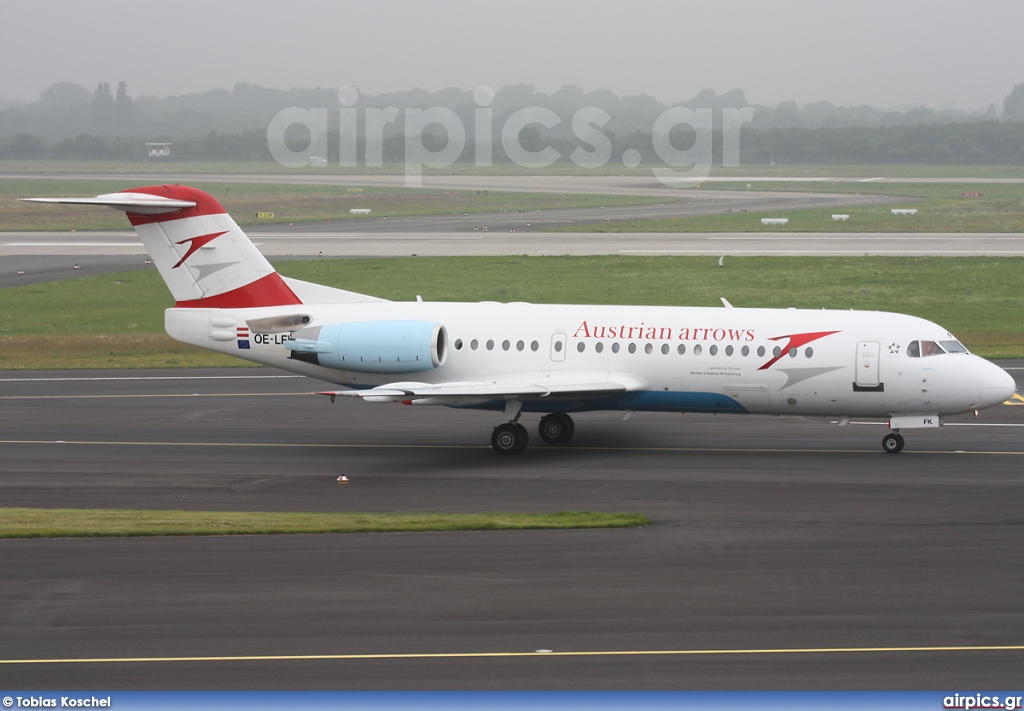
left=285, top=320, right=448, bottom=374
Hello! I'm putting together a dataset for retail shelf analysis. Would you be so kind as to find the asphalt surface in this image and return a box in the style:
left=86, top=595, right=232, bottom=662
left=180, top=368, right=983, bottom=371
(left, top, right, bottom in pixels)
left=3, top=173, right=1023, bottom=689
left=1, top=367, right=1023, bottom=689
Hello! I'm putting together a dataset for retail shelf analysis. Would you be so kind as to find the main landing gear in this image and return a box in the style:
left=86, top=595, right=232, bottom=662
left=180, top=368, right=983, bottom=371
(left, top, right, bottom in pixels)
left=490, top=405, right=576, bottom=455
left=538, top=412, right=575, bottom=445
left=491, top=422, right=529, bottom=455
left=882, top=431, right=905, bottom=454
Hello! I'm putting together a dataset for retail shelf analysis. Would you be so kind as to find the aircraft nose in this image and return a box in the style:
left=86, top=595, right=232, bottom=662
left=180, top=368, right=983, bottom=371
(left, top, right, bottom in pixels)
left=981, top=363, right=1016, bottom=407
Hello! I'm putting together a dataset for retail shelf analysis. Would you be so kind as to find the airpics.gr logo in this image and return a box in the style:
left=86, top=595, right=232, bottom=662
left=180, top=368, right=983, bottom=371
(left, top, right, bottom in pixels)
left=266, top=85, right=755, bottom=187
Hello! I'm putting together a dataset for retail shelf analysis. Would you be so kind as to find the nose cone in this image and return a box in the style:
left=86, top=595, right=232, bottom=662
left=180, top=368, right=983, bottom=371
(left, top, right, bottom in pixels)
left=981, top=363, right=1016, bottom=408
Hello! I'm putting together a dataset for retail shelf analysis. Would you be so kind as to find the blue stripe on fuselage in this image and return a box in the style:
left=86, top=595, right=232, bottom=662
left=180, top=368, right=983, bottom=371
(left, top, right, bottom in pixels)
left=455, top=391, right=749, bottom=415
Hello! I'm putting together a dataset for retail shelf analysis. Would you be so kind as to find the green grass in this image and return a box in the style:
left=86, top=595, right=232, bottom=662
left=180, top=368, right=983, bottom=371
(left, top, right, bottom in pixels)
left=0, top=178, right=662, bottom=231
left=547, top=182, right=1024, bottom=233
left=0, top=508, right=650, bottom=539
left=2, top=256, right=1022, bottom=367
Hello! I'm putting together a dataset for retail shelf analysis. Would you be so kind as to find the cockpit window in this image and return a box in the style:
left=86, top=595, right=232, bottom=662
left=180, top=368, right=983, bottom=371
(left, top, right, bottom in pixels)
left=940, top=340, right=969, bottom=354
left=908, top=340, right=951, bottom=358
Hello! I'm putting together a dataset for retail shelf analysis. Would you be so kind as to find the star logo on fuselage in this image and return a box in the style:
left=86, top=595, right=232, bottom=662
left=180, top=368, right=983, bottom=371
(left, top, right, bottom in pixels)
left=888, top=342, right=900, bottom=354
left=172, top=231, right=228, bottom=269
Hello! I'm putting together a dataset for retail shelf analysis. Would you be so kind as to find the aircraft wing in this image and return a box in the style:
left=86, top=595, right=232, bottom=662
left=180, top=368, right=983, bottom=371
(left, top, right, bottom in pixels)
left=318, top=374, right=646, bottom=405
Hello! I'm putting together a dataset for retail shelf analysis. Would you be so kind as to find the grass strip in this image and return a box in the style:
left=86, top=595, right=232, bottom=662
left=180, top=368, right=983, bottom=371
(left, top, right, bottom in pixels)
left=0, top=508, right=650, bottom=539
left=547, top=181, right=1024, bottom=234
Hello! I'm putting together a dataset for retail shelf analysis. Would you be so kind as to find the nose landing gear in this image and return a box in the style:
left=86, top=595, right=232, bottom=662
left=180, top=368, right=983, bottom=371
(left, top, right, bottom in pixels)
left=882, top=432, right=905, bottom=453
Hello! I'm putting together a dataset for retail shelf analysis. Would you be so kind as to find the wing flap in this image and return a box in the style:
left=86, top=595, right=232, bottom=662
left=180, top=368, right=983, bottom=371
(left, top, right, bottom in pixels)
left=318, top=375, right=646, bottom=404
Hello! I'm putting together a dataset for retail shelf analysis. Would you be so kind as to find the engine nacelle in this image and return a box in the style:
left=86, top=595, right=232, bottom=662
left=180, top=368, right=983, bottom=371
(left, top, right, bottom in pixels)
left=285, top=320, right=448, bottom=374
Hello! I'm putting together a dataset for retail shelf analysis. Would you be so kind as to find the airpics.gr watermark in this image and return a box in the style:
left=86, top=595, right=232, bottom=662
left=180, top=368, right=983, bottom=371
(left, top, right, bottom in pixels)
left=266, top=85, right=755, bottom=187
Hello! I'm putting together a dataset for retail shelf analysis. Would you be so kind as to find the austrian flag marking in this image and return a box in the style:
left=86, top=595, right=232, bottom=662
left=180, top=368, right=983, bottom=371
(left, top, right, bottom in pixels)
left=237, top=326, right=250, bottom=350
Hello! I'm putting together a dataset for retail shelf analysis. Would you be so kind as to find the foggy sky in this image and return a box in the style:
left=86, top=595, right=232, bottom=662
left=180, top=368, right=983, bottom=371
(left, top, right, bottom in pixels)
left=2, top=0, right=1022, bottom=110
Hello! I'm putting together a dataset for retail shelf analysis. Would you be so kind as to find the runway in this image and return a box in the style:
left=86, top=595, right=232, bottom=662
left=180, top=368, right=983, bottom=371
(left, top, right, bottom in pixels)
left=2, top=368, right=1023, bottom=688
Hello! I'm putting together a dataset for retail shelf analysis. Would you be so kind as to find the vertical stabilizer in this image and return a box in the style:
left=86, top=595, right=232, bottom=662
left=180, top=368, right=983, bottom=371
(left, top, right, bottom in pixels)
left=123, top=185, right=301, bottom=307
left=24, top=185, right=302, bottom=308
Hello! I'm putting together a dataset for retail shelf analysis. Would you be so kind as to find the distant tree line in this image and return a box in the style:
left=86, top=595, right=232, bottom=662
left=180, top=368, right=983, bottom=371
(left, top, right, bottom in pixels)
left=2, top=81, right=1024, bottom=164
left=4, top=122, right=1024, bottom=165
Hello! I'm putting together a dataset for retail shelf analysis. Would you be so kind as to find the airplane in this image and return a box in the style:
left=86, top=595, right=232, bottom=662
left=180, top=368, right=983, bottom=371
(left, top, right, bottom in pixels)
left=23, top=184, right=1017, bottom=455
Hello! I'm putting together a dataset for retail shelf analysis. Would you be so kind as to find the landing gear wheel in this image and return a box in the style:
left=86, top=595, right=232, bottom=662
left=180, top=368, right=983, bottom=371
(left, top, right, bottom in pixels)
left=882, top=432, right=905, bottom=453
left=538, top=413, right=575, bottom=445
left=492, top=422, right=529, bottom=455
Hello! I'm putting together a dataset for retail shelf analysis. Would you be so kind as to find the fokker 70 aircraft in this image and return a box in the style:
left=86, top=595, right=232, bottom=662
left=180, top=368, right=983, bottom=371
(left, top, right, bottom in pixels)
left=25, top=185, right=1016, bottom=454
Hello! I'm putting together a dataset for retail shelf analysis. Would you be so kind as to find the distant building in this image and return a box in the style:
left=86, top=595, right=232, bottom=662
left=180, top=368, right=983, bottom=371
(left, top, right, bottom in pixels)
left=146, top=142, right=172, bottom=159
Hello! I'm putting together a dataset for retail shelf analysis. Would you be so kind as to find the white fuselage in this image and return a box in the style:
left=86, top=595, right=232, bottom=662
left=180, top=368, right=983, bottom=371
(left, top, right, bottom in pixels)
left=166, top=300, right=1011, bottom=420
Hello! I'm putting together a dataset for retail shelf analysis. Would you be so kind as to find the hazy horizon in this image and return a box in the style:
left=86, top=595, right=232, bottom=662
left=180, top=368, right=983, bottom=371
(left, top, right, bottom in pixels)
left=2, top=0, right=1022, bottom=111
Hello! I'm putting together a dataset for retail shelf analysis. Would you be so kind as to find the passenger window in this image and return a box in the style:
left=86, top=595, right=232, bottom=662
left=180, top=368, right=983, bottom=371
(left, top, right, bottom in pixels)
left=677, top=344, right=686, bottom=355
left=628, top=343, right=637, bottom=354
left=611, top=342, right=620, bottom=353
left=644, top=343, right=653, bottom=354
left=470, top=339, right=479, bottom=350
left=577, top=342, right=585, bottom=353
left=595, top=342, right=604, bottom=353
left=661, top=344, right=669, bottom=355
left=694, top=344, right=703, bottom=356
left=709, top=345, right=718, bottom=356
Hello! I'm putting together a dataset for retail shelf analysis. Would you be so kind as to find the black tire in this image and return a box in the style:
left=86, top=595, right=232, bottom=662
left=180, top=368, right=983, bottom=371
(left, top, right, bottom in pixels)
left=492, top=422, right=529, bottom=455
left=882, top=432, right=905, bottom=453
left=538, top=413, right=575, bottom=444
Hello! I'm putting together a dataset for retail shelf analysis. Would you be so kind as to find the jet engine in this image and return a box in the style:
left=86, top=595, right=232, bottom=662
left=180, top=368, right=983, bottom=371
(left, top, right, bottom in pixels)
left=285, top=320, right=448, bottom=374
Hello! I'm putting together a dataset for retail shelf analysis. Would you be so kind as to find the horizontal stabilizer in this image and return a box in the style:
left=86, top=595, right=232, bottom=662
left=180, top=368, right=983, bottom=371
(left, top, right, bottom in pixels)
left=21, top=193, right=197, bottom=214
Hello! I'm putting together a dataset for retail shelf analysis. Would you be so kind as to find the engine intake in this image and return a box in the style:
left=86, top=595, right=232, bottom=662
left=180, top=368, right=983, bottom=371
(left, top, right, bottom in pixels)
left=285, top=320, right=447, bottom=374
